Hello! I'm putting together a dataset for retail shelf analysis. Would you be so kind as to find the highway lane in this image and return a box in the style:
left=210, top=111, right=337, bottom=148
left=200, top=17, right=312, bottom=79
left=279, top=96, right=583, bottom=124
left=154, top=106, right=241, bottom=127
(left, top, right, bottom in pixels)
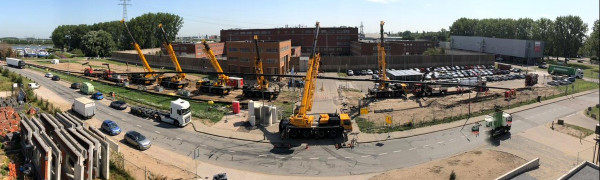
left=6, top=66, right=600, bottom=177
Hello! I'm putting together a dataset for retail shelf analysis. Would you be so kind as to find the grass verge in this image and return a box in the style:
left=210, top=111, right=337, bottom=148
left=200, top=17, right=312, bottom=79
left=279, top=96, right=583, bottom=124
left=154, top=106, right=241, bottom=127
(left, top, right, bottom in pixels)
left=110, top=161, right=134, bottom=180
left=586, top=105, right=599, bottom=121
left=564, top=123, right=595, bottom=138
left=337, top=72, right=348, bottom=77
left=28, top=66, right=225, bottom=122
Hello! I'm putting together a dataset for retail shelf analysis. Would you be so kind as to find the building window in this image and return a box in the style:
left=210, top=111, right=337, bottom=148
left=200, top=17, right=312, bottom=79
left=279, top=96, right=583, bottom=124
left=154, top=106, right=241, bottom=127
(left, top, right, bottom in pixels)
left=305, top=30, right=312, bottom=34
left=240, top=58, right=250, bottom=62
left=261, top=31, right=267, bottom=35
left=240, top=48, right=251, bottom=52
left=240, top=32, right=246, bottom=35
left=181, top=47, right=187, bottom=51
left=266, top=48, right=278, bottom=53
left=336, top=36, right=350, bottom=40
left=228, top=48, right=238, bottom=52
left=228, top=57, right=238, bottom=61
left=266, top=59, right=276, bottom=64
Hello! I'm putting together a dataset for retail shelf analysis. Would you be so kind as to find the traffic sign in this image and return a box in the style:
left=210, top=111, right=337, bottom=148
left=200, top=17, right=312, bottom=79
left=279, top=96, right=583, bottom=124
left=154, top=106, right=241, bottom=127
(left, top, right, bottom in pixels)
left=385, top=116, right=392, bottom=125
left=360, top=108, right=368, bottom=115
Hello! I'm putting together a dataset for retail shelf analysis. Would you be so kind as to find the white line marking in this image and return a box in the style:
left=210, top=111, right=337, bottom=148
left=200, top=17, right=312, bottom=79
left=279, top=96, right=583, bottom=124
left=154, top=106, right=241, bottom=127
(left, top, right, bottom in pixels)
left=437, top=141, right=444, bottom=144
left=344, top=157, right=353, bottom=159
left=327, top=157, right=336, bottom=159
left=378, top=153, right=387, bottom=156
left=409, top=148, right=416, bottom=151
left=309, top=157, right=319, bottom=160
left=228, top=150, right=235, bottom=153
left=277, top=157, right=286, bottom=159
left=200, top=144, right=207, bottom=147
left=258, top=154, right=267, bottom=157
left=136, top=125, right=141, bottom=127
left=449, top=138, right=455, bottom=142
left=176, top=138, right=182, bottom=140
left=393, top=150, right=401, bottom=153
left=154, top=131, right=160, bottom=134
left=423, top=145, right=429, bottom=147
left=361, top=155, right=371, bottom=158
left=291, top=157, right=302, bottom=159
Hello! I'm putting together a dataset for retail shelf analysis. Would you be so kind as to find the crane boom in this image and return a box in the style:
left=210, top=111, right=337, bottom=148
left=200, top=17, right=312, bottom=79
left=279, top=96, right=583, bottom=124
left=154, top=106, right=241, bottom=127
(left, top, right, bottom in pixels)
left=121, top=19, right=154, bottom=78
left=158, top=23, right=186, bottom=80
left=294, top=21, right=320, bottom=119
left=253, top=35, right=268, bottom=90
left=201, top=39, right=229, bottom=85
left=378, top=21, right=388, bottom=90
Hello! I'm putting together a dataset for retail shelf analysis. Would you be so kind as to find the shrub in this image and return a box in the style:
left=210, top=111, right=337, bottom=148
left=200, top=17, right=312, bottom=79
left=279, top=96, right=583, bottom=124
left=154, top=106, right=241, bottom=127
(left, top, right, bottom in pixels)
left=71, top=49, right=84, bottom=57
left=449, top=170, right=456, bottom=180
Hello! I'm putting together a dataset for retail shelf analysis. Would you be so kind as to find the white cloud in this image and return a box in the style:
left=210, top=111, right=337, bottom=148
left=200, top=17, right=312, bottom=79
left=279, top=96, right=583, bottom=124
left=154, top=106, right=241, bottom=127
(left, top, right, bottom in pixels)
left=366, top=0, right=400, bottom=3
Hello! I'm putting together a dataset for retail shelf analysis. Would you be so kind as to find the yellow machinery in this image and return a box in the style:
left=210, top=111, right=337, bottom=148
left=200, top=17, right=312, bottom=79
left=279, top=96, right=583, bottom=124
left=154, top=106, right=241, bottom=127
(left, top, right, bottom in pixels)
left=157, top=23, right=188, bottom=89
left=195, top=40, right=232, bottom=95
left=367, top=21, right=408, bottom=98
left=121, top=19, right=157, bottom=85
left=278, top=22, right=352, bottom=139
left=241, top=35, right=280, bottom=99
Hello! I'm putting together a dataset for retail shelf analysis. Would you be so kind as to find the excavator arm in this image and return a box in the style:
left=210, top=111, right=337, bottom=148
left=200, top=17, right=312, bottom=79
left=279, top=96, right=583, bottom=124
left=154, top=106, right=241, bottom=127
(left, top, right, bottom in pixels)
left=252, top=35, right=268, bottom=90
left=158, top=23, right=186, bottom=81
left=377, top=21, right=388, bottom=90
left=121, top=19, right=155, bottom=78
left=201, top=39, right=229, bottom=86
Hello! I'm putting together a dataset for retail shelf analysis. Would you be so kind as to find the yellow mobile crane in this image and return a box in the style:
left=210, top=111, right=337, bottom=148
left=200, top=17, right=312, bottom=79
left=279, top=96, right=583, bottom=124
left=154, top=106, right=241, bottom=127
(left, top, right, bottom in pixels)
left=368, top=21, right=408, bottom=98
left=279, top=22, right=352, bottom=139
left=121, top=19, right=157, bottom=85
left=241, top=35, right=280, bottom=99
left=157, top=23, right=189, bottom=89
left=195, top=40, right=232, bottom=95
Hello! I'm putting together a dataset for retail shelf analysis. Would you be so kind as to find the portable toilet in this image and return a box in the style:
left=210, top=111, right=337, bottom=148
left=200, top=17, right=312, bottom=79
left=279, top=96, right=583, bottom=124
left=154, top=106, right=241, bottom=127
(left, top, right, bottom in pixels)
left=51, top=59, right=60, bottom=64
left=81, top=82, right=95, bottom=95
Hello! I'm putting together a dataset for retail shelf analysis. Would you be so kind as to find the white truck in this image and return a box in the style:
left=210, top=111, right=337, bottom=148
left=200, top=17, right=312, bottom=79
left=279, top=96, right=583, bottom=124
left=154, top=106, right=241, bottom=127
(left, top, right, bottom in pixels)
left=6, top=58, right=25, bottom=69
left=483, top=110, right=512, bottom=137
left=72, top=97, right=96, bottom=119
left=130, top=98, right=192, bottom=127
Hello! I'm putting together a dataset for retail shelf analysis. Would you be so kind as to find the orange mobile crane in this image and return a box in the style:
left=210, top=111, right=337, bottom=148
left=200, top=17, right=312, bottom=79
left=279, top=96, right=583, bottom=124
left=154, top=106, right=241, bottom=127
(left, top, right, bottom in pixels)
left=195, top=40, right=233, bottom=96
left=278, top=22, right=352, bottom=139
left=157, top=23, right=189, bottom=89
left=121, top=19, right=157, bottom=85
left=241, top=35, right=280, bottom=99
left=368, top=21, right=408, bottom=98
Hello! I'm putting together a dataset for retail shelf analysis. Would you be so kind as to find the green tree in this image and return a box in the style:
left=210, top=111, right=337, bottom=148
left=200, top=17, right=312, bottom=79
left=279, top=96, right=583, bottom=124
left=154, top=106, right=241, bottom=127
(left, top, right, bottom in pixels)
left=533, top=18, right=554, bottom=59
left=81, top=30, right=115, bottom=57
left=127, top=12, right=184, bottom=49
left=553, top=15, right=588, bottom=62
left=450, top=18, right=478, bottom=36
left=580, top=19, right=599, bottom=58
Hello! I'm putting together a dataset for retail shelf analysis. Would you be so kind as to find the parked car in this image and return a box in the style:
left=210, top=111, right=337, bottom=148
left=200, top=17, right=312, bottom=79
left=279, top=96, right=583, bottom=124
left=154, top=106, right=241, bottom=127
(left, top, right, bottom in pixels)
left=548, top=80, right=559, bottom=86
left=371, top=74, right=379, bottom=80
left=91, top=92, right=104, bottom=100
left=577, top=59, right=584, bottom=63
left=101, top=120, right=122, bottom=136
left=567, top=77, right=576, bottom=82
left=125, top=131, right=151, bottom=150
left=45, top=73, right=53, bottom=78
left=27, top=82, right=40, bottom=89
left=354, top=70, right=362, bottom=75
left=347, top=70, right=354, bottom=76
left=367, top=69, right=373, bottom=75
left=51, top=76, right=60, bottom=81
left=374, top=70, right=379, bottom=74
left=71, top=82, right=82, bottom=89
left=361, top=70, right=367, bottom=75
left=538, top=64, right=548, bottom=69
left=559, top=80, right=571, bottom=85
left=110, top=100, right=128, bottom=110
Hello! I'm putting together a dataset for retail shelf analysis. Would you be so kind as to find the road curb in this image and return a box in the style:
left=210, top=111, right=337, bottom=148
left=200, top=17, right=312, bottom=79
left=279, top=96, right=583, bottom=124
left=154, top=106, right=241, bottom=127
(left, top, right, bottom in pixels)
left=356, top=89, right=599, bottom=143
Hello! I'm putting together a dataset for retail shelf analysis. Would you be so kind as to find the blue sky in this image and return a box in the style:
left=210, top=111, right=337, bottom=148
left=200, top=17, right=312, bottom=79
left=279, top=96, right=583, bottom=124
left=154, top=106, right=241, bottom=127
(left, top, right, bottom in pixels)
left=0, top=0, right=598, bottom=38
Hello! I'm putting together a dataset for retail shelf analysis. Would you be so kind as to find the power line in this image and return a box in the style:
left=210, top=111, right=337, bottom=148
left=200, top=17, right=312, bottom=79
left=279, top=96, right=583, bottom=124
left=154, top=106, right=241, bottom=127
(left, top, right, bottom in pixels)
left=118, top=0, right=132, bottom=21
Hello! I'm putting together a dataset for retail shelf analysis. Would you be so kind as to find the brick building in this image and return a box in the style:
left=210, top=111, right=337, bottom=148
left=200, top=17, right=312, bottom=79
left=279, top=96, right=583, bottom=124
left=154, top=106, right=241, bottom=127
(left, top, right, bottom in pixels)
left=351, top=40, right=435, bottom=56
left=161, top=42, right=224, bottom=58
left=220, top=26, right=358, bottom=56
left=225, top=39, right=292, bottom=74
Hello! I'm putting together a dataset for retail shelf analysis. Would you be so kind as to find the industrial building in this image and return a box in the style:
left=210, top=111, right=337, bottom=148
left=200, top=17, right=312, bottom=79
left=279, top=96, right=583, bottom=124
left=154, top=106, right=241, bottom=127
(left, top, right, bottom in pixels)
left=220, top=26, right=358, bottom=56
left=351, top=40, right=435, bottom=56
left=225, top=39, right=293, bottom=74
left=386, top=69, right=423, bottom=81
left=450, top=36, right=544, bottom=64
left=161, top=42, right=225, bottom=58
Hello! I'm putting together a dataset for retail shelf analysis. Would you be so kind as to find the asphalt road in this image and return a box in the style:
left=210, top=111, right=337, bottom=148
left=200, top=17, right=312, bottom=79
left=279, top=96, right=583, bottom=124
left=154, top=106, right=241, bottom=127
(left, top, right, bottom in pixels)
left=7, top=66, right=600, bottom=177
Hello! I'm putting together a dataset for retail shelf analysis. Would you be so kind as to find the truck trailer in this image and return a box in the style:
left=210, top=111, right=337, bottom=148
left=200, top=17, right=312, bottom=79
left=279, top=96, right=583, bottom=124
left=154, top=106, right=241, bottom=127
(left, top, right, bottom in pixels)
left=6, top=58, right=25, bottom=69
left=547, top=64, right=583, bottom=78
left=130, top=98, right=192, bottom=127
left=72, top=97, right=96, bottom=119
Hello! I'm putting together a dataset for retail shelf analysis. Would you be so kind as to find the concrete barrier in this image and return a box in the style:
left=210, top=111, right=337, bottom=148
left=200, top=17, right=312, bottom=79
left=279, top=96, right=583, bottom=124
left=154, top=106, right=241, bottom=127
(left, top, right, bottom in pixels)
left=495, top=158, right=540, bottom=180
left=557, top=161, right=600, bottom=180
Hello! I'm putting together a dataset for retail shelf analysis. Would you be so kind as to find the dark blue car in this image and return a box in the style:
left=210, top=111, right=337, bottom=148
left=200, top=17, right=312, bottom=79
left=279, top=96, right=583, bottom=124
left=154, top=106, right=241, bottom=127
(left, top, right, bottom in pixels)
left=101, top=120, right=121, bottom=136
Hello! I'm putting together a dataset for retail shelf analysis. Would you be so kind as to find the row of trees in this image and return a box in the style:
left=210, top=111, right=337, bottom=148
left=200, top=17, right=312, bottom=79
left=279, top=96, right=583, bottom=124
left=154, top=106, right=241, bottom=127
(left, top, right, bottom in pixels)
left=449, top=16, right=596, bottom=60
left=51, top=13, right=183, bottom=57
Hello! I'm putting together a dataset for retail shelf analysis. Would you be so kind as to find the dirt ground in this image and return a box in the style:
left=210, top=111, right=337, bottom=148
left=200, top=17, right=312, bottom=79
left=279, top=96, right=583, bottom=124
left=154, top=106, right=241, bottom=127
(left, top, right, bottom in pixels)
left=347, top=82, right=562, bottom=127
left=369, top=149, right=526, bottom=180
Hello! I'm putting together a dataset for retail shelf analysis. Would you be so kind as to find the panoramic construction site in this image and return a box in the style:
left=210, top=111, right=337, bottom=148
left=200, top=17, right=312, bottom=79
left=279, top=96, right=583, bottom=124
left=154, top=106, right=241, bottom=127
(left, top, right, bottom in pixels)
left=1, top=1, right=599, bottom=179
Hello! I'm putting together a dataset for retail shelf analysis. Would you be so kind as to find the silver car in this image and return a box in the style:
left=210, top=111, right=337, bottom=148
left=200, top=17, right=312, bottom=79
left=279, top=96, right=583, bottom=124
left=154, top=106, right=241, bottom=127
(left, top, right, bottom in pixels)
left=125, top=131, right=151, bottom=150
